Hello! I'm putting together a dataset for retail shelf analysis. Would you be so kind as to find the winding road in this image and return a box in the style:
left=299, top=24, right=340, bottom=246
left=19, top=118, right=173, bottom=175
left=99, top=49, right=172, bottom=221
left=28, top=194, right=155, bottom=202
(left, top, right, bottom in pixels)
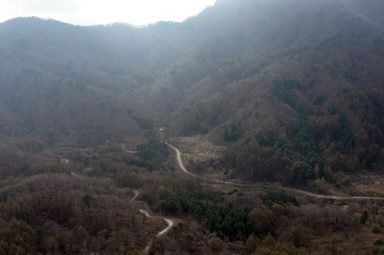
left=124, top=140, right=384, bottom=254
left=166, top=142, right=197, bottom=178
left=138, top=209, right=174, bottom=237
left=166, top=142, right=384, bottom=201
left=130, top=190, right=174, bottom=254
left=130, top=190, right=140, bottom=202
left=166, top=142, right=246, bottom=185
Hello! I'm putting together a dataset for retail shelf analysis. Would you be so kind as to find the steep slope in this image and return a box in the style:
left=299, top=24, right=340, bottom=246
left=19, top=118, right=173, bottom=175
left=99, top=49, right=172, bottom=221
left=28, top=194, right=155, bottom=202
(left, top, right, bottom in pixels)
left=143, top=0, right=384, bottom=185
left=1, top=0, right=384, bottom=186
left=148, top=0, right=384, bottom=134
left=0, top=18, right=154, bottom=148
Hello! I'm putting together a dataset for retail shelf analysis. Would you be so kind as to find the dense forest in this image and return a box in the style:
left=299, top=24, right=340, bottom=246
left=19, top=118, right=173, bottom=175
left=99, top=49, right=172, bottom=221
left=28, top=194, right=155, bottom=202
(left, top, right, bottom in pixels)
left=1, top=0, right=384, bottom=254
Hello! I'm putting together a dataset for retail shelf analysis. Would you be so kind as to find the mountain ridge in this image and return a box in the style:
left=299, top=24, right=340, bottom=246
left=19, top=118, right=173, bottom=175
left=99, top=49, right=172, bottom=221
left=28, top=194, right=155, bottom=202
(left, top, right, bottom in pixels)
left=0, top=0, right=383, bottom=184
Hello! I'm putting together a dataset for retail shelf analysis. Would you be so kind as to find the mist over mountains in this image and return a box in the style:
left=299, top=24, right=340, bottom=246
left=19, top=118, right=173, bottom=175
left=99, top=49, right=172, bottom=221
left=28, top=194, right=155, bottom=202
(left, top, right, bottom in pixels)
left=2, top=0, right=384, bottom=254
left=1, top=0, right=384, bottom=179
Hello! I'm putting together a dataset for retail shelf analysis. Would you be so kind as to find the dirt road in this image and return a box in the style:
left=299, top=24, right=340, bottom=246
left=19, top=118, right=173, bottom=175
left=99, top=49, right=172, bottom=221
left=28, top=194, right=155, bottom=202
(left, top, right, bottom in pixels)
left=138, top=209, right=174, bottom=237
left=131, top=190, right=174, bottom=254
left=166, top=142, right=384, bottom=201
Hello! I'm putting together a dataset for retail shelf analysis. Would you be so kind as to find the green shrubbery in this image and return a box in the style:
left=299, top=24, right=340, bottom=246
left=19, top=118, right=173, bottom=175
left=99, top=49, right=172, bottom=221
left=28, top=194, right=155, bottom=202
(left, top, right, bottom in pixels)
left=261, top=190, right=299, bottom=207
left=227, top=111, right=361, bottom=185
left=160, top=191, right=252, bottom=239
left=136, top=139, right=169, bottom=171
left=371, top=223, right=382, bottom=234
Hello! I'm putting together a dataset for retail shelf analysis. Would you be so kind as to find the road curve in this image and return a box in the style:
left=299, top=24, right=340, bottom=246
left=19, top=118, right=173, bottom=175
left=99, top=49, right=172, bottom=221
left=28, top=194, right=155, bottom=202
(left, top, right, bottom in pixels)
left=165, top=142, right=246, bottom=185
left=138, top=209, right=174, bottom=236
left=166, top=142, right=384, bottom=201
left=130, top=190, right=140, bottom=202
left=157, top=218, right=174, bottom=236
left=130, top=190, right=174, bottom=254
left=165, top=142, right=196, bottom=178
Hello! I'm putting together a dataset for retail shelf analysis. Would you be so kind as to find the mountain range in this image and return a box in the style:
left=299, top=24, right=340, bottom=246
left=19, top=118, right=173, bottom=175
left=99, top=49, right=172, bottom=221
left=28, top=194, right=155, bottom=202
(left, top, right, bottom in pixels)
left=1, top=0, right=384, bottom=183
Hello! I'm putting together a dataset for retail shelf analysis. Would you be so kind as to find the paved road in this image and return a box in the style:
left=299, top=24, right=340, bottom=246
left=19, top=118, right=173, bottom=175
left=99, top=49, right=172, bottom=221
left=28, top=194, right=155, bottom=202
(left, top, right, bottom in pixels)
left=166, top=142, right=384, bottom=201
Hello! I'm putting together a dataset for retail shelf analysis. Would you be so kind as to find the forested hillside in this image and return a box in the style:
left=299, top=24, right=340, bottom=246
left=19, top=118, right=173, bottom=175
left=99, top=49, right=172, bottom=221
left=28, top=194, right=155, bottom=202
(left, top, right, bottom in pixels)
left=1, top=0, right=384, bottom=253
left=145, top=0, right=384, bottom=186
left=1, top=0, right=384, bottom=184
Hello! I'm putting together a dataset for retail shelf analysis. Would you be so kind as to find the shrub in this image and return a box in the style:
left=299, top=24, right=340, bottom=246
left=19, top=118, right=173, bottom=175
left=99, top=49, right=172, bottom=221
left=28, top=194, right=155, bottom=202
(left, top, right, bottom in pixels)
left=371, top=223, right=382, bottom=234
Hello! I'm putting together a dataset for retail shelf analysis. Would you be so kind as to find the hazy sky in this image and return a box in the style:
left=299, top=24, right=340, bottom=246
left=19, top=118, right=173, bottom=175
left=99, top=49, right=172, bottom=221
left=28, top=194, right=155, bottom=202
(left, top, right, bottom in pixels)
left=0, top=0, right=216, bottom=26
